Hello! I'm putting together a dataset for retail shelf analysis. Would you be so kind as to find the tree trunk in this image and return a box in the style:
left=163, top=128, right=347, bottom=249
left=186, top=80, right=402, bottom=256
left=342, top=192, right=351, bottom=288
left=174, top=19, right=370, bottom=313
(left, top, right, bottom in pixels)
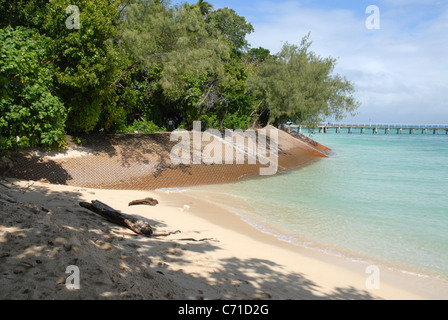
left=79, top=200, right=153, bottom=236
left=220, top=109, right=227, bottom=131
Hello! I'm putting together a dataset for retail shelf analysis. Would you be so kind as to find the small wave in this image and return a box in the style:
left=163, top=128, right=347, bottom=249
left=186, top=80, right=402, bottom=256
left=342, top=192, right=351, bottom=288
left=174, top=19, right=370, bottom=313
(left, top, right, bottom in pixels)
left=156, top=187, right=188, bottom=194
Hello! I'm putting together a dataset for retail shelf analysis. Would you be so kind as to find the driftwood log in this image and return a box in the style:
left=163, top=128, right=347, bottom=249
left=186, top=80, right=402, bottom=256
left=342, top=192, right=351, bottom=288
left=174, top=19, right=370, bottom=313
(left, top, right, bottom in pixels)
left=128, top=197, right=159, bottom=207
left=79, top=200, right=153, bottom=237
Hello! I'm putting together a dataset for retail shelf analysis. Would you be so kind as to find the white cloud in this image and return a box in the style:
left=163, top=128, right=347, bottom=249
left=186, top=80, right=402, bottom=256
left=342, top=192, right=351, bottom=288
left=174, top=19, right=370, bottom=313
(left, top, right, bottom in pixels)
left=246, top=1, right=448, bottom=124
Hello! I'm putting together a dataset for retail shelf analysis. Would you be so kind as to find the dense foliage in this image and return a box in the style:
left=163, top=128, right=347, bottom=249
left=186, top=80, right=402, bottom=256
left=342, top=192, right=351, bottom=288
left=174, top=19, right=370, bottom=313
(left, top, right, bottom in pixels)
left=0, top=0, right=360, bottom=154
left=0, top=27, right=66, bottom=151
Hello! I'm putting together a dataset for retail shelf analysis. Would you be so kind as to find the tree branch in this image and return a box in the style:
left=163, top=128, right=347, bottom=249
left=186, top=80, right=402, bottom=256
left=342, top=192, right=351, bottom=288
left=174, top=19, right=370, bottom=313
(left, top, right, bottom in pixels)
left=110, top=62, right=140, bottom=89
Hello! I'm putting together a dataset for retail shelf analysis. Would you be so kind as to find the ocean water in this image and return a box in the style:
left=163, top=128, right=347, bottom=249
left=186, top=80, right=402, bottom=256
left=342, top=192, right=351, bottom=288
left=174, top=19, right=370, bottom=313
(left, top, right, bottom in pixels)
left=183, top=130, right=448, bottom=281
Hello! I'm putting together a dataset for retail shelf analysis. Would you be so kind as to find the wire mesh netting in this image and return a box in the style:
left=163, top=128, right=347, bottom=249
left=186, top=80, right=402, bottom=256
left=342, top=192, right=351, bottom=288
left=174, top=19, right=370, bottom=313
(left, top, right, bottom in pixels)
left=2, top=129, right=327, bottom=191
left=3, top=133, right=263, bottom=190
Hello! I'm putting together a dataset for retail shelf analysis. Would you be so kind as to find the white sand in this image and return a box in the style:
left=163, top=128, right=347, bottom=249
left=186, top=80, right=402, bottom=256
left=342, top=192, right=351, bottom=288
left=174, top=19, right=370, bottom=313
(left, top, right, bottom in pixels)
left=1, top=179, right=448, bottom=300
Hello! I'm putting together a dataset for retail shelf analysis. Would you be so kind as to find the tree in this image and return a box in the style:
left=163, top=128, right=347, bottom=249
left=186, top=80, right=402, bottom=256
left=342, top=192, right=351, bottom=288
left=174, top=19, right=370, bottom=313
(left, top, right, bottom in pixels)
left=0, top=0, right=360, bottom=147
left=120, top=1, right=232, bottom=126
left=207, top=8, right=254, bottom=54
left=1, top=0, right=134, bottom=134
left=0, top=27, right=66, bottom=154
left=246, top=47, right=272, bottom=64
left=194, top=0, right=213, bottom=16
left=42, top=0, right=123, bottom=133
left=0, top=0, right=49, bottom=31
left=248, top=34, right=360, bottom=127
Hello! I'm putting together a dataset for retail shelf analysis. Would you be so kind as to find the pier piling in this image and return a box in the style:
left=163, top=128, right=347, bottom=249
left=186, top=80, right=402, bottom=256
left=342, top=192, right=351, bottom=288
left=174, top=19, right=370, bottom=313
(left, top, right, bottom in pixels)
left=287, top=123, right=448, bottom=136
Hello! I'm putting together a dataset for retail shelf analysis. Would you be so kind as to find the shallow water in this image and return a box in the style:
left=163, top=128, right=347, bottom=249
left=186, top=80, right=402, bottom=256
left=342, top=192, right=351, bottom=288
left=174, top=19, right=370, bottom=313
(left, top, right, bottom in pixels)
left=184, top=130, right=448, bottom=281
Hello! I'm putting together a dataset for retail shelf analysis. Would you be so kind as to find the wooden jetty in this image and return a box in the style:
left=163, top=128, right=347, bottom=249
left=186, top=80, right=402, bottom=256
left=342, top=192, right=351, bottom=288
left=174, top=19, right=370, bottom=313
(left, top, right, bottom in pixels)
left=287, top=123, right=448, bottom=135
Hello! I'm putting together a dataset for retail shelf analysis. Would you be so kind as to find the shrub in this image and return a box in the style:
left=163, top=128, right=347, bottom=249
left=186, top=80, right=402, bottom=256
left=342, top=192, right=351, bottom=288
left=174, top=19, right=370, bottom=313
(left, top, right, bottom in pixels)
left=119, top=119, right=167, bottom=134
left=0, top=27, right=67, bottom=155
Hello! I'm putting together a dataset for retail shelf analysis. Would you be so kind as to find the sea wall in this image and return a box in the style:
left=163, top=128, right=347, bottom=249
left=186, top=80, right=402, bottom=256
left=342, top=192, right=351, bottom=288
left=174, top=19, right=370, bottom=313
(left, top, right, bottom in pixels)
left=5, top=127, right=329, bottom=190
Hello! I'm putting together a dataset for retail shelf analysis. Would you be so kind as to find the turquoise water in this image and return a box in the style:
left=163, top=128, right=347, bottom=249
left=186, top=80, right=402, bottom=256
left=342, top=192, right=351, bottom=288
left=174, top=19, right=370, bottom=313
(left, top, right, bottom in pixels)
left=184, top=130, right=448, bottom=280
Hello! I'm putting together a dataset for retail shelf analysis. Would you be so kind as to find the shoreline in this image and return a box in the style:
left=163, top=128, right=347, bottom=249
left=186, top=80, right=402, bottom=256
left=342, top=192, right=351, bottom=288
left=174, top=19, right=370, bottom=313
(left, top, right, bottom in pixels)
left=2, top=179, right=448, bottom=299
left=179, top=184, right=448, bottom=296
left=182, top=179, right=448, bottom=286
left=153, top=185, right=448, bottom=300
left=2, top=128, right=448, bottom=300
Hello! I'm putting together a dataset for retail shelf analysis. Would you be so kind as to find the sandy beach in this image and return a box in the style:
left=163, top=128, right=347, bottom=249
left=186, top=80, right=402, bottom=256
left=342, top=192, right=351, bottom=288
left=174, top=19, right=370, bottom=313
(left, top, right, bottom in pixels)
left=2, top=179, right=448, bottom=300
left=2, top=128, right=448, bottom=300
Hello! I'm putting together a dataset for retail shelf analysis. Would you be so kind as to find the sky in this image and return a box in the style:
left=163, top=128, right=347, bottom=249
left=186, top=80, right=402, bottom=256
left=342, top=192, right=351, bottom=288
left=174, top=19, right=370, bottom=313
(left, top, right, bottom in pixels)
left=185, top=0, right=448, bottom=124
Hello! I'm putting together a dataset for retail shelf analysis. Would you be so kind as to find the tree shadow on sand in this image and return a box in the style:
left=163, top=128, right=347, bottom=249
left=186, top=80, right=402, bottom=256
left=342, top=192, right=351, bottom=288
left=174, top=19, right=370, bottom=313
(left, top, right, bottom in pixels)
left=0, top=180, right=379, bottom=300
